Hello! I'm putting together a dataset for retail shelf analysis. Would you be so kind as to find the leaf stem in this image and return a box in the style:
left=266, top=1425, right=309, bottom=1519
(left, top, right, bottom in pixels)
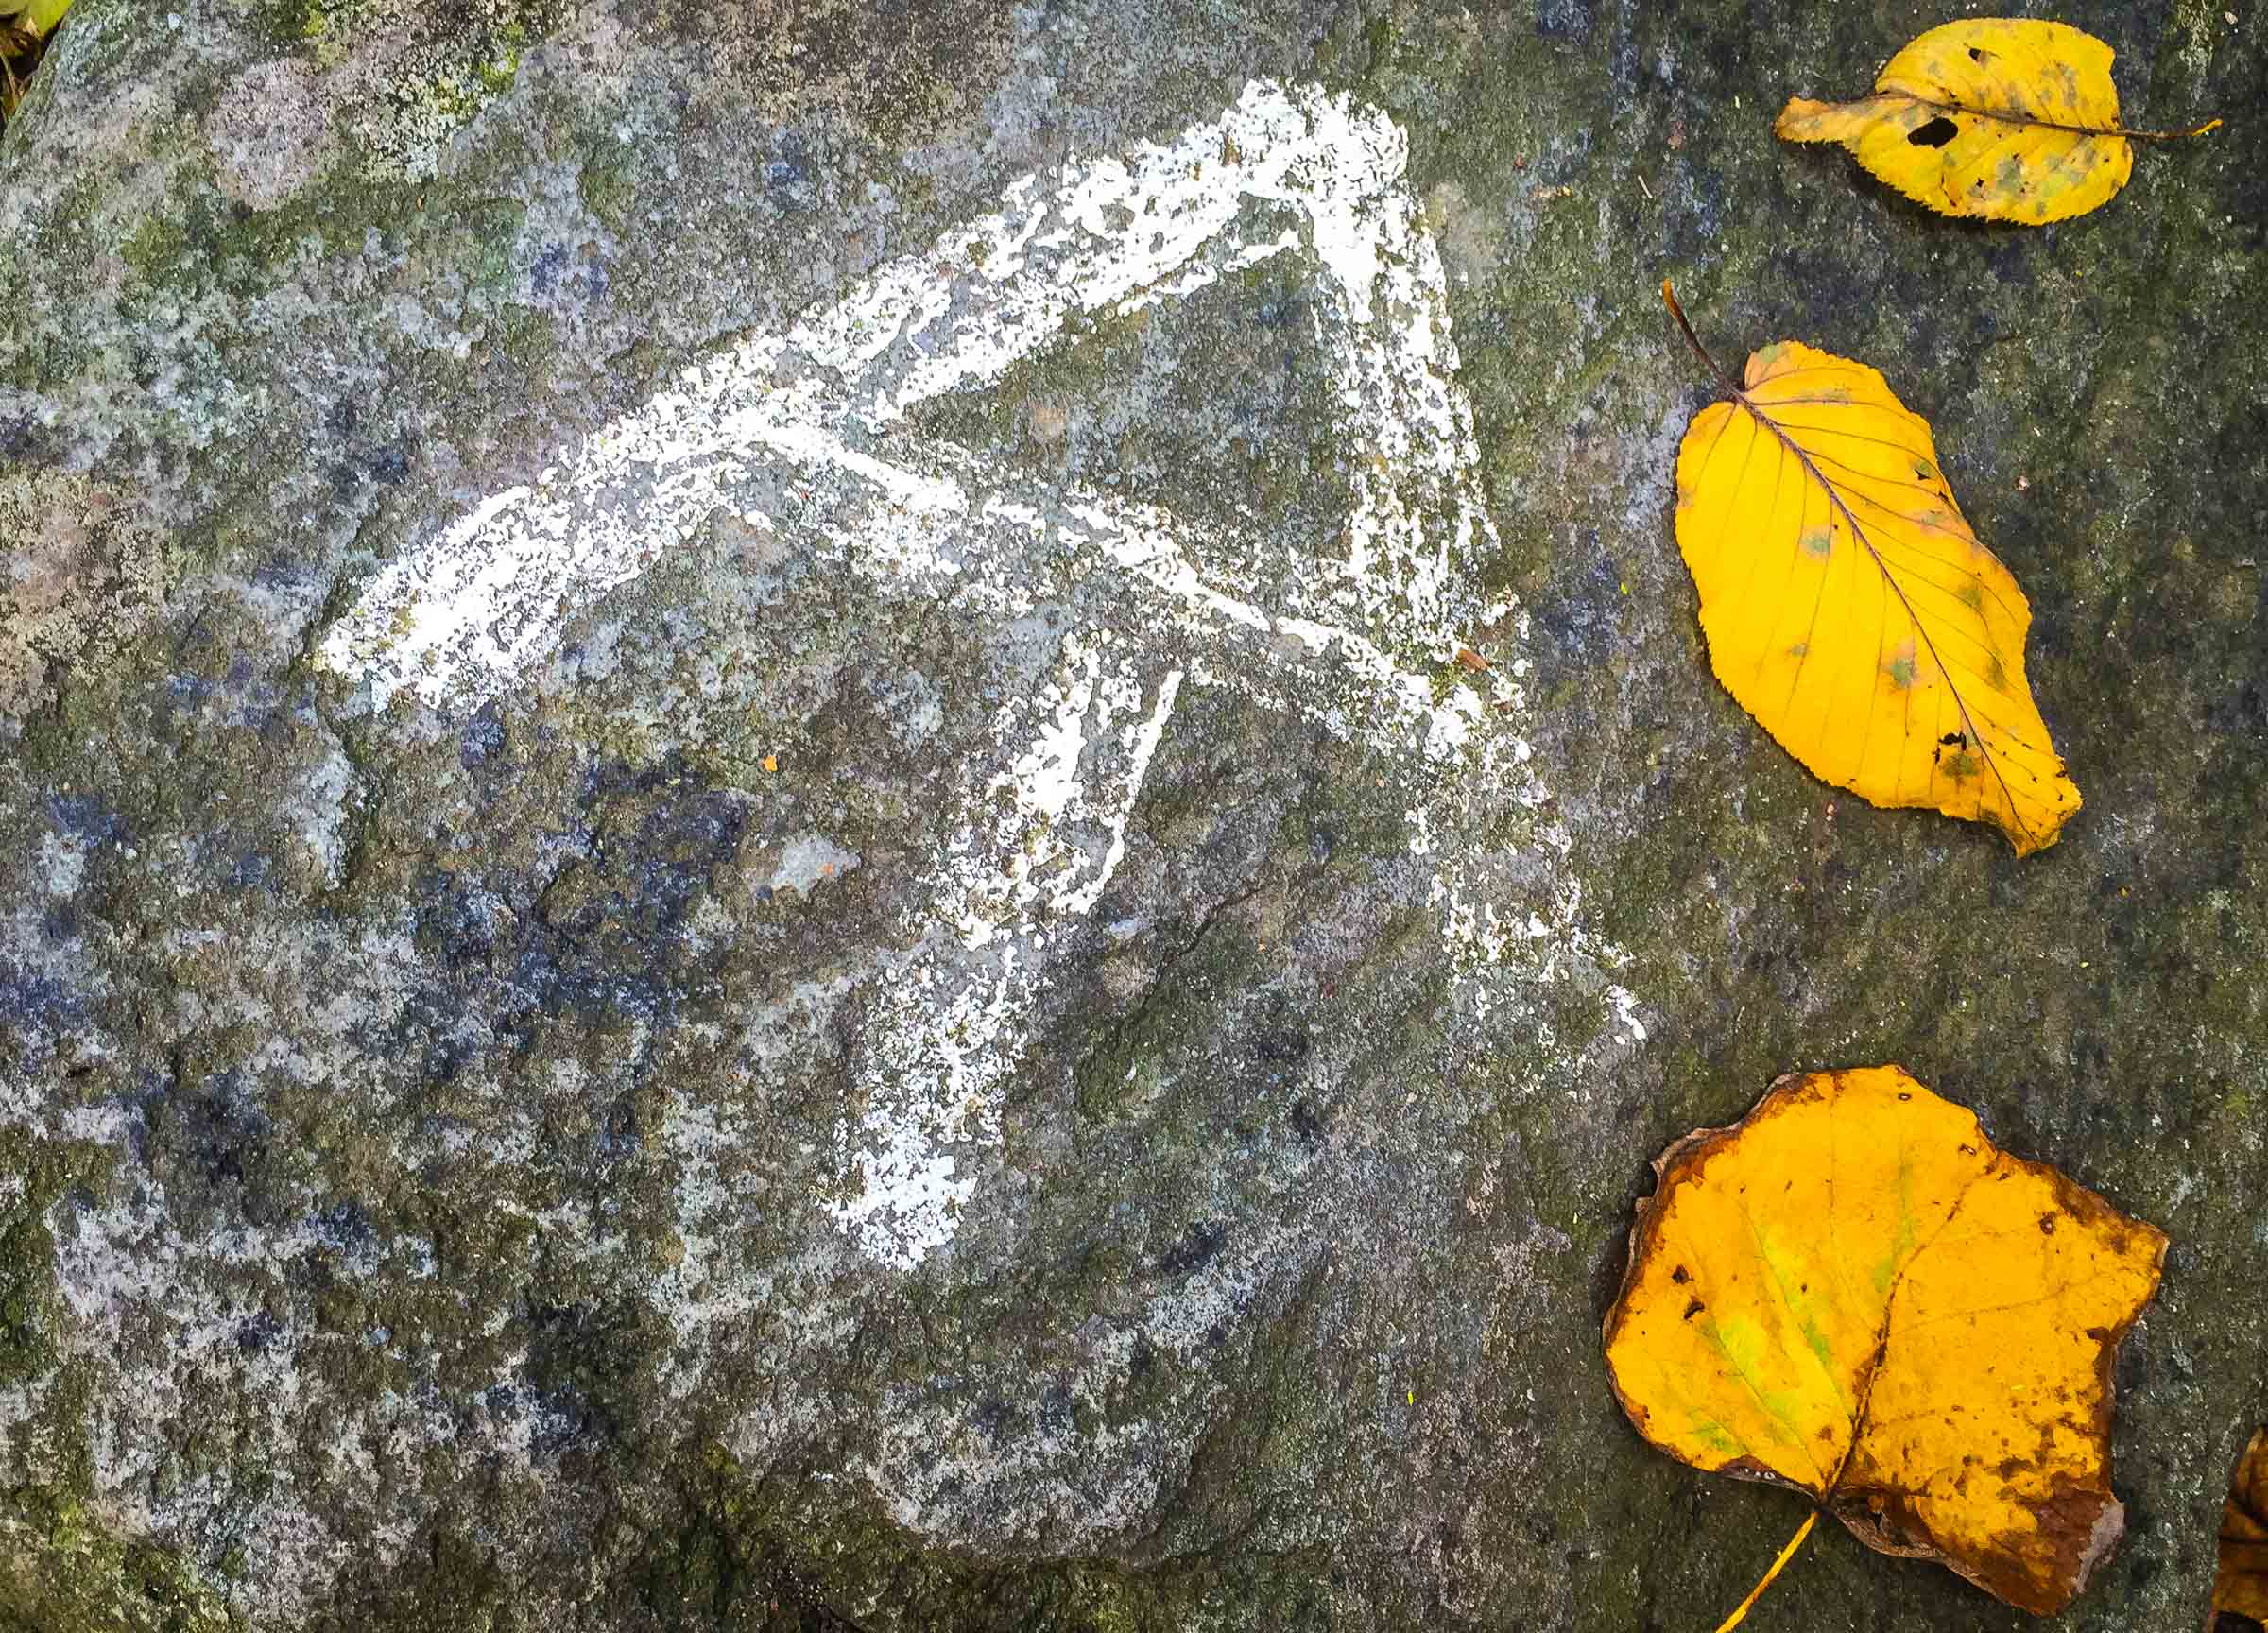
left=1712, top=1508, right=1818, bottom=1633
left=1659, top=280, right=1741, bottom=400
left=2121, top=115, right=2222, bottom=142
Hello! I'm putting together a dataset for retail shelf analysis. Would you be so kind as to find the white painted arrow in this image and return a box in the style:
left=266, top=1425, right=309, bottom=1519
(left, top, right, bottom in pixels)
left=321, top=79, right=1641, bottom=1271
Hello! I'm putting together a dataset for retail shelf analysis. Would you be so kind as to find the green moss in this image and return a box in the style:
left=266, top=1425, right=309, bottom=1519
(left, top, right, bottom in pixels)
left=431, top=34, right=535, bottom=122
left=0, top=1130, right=109, bottom=1391
left=1, top=1366, right=232, bottom=1633
left=245, top=0, right=328, bottom=45
left=119, top=215, right=188, bottom=284
left=219, top=170, right=400, bottom=274
left=577, top=151, right=635, bottom=234
left=472, top=48, right=523, bottom=96
left=458, top=196, right=528, bottom=292
left=1361, top=9, right=1396, bottom=77
left=1069, top=915, right=1260, bottom=1126
left=490, top=301, right=557, bottom=375
left=315, top=1521, right=517, bottom=1633
left=0, top=1489, right=238, bottom=1633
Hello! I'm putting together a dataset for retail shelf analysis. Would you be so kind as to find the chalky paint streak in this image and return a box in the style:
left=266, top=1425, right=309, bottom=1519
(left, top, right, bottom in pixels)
left=318, top=81, right=1477, bottom=714
left=318, top=81, right=1646, bottom=1272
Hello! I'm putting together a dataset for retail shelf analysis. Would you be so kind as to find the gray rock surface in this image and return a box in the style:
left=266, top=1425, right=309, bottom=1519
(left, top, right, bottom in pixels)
left=1, top=2, right=2262, bottom=1629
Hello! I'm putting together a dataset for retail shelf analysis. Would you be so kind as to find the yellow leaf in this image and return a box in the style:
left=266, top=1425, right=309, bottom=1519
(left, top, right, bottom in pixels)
left=1776, top=18, right=2220, bottom=224
left=1604, top=1066, right=2166, bottom=1617
left=0, top=0, right=70, bottom=36
left=0, top=0, right=68, bottom=123
left=2215, top=1427, right=2268, bottom=1624
left=1664, top=282, right=2081, bottom=856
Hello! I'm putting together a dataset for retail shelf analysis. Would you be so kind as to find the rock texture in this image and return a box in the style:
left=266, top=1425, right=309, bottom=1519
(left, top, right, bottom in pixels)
left=1, top=2, right=2262, bottom=1629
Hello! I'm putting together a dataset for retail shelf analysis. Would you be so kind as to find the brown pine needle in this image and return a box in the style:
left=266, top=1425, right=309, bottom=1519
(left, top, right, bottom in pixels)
left=1713, top=1508, right=1817, bottom=1633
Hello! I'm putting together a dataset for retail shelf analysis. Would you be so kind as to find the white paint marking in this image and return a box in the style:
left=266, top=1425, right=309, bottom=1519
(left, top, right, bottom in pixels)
left=321, top=80, right=1647, bottom=1271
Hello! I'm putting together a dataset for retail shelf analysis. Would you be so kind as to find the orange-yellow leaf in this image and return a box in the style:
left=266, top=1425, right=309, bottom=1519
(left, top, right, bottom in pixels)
left=1604, top=1065, right=2167, bottom=1615
left=0, top=0, right=71, bottom=37
left=1666, top=290, right=2081, bottom=855
left=1776, top=19, right=2218, bottom=224
left=2215, top=1427, right=2268, bottom=1624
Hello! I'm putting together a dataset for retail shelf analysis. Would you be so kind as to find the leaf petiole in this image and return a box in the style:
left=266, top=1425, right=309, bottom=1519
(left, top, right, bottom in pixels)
left=1659, top=280, right=1742, bottom=401
left=1712, top=1507, right=1818, bottom=1633
left=2119, top=115, right=2223, bottom=142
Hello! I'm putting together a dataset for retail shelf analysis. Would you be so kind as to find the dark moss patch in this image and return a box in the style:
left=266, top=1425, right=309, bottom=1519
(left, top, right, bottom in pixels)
left=0, top=1129, right=108, bottom=1389
left=622, top=1446, right=1332, bottom=1633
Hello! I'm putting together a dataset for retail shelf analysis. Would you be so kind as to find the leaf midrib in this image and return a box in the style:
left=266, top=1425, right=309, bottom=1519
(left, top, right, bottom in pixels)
left=1820, top=1123, right=1998, bottom=1506
left=1731, top=386, right=2037, bottom=847
left=1885, top=90, right=2124, bottom=143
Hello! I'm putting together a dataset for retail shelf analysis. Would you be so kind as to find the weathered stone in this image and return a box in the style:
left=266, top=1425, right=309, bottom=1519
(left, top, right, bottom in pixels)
left=0, top=3, right=2261, bottom=1630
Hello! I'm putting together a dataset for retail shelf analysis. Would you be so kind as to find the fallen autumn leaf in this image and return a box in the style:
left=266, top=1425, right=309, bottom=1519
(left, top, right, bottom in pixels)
left=1775, top=18, right=2219, bottom=224
left=1662, top=281, right=2083, bottom=856
left=1603, top=1064, right=2166, bottom=1621
left=2215, top=1427, right=2268, bottom=1627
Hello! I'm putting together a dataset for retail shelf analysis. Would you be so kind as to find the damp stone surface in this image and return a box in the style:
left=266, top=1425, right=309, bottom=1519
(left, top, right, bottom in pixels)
left=0, top=2, right=2262, bottom=1629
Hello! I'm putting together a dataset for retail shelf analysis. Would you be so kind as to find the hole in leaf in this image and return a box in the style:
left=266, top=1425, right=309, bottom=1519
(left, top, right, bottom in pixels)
left=1908, top=116, right=1960, bottom=148
left=1968, top=46, right=1989, bottom=63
